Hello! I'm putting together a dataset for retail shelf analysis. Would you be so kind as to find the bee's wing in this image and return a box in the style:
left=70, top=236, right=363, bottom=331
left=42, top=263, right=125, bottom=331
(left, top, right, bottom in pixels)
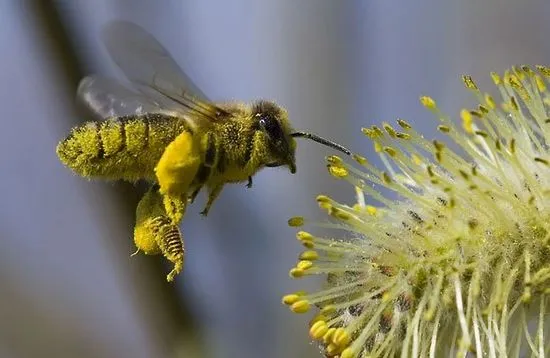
left=102, top=21, right=226, bottom=126
left=77, top=76, right=164, bottom=119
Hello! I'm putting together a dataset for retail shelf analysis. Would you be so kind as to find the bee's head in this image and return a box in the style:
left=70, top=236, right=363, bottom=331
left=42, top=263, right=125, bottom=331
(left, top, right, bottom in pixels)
left=253, top=100, right=297, bottom=173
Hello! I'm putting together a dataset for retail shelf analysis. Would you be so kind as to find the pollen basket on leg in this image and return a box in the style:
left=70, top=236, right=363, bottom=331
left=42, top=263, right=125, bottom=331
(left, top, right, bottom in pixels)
left=285, top=66, right=550, bottom=357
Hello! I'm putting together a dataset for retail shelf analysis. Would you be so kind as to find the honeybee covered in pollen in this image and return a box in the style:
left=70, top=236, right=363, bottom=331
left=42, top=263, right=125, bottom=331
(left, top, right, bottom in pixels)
left=57, top=21, right=352, bottom=282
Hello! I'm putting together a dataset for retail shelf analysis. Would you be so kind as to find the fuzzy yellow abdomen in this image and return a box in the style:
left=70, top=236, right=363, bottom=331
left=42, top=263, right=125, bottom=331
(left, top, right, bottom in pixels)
left=56, top=113, right=189, bottom=182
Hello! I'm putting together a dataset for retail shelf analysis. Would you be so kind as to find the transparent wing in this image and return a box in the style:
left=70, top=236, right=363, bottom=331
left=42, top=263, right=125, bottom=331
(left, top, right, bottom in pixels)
left=102, top=20, right=227, bottom=124
left=77, top=76, right=164, bottom=119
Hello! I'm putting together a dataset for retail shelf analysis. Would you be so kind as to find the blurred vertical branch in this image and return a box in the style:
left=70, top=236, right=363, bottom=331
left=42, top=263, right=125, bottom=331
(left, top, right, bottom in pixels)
left=25, top=2, right=205, bottom=357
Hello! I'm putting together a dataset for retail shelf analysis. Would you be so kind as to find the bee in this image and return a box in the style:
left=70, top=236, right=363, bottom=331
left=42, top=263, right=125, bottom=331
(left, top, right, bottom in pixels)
left=57, top=21, right=351, bottom=282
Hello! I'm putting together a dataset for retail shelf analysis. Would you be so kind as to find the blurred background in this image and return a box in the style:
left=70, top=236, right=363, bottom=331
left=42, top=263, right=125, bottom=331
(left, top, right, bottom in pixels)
left=2, top=1, right=550, bottom=357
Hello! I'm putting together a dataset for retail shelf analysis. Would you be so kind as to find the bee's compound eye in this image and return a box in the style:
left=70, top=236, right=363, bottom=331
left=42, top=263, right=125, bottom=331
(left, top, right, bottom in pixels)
left=258, top=114, right=284, bottom=142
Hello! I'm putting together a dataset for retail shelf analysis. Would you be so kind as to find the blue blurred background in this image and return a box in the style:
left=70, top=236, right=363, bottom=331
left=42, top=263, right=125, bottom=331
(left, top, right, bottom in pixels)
left=2, top=1, right=550, bottom=357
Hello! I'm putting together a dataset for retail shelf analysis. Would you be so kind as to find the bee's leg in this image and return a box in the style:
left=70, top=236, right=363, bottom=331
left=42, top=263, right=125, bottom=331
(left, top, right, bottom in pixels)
left=189, top=186, right=201, bottom=203
left=134, top=186, right=185, bottom=282
left=156, top=222, right=185, bottom=282
left=200, top=184, right=224, bottom=216
left=246, top=176, right=253, bottom=188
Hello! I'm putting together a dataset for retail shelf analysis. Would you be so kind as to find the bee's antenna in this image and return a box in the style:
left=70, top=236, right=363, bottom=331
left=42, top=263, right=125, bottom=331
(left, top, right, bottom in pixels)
left=291, top=131, right=352, bottom=156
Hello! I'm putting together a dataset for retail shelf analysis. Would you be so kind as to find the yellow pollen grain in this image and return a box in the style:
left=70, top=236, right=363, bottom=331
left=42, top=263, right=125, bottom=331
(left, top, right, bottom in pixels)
left=420, top=96, right=437, bottom=109
left=309, top=321, right=328, bottom=339
left=288, top=216, right=305, bottom=227
left=290, top=299, right=311, bottom=313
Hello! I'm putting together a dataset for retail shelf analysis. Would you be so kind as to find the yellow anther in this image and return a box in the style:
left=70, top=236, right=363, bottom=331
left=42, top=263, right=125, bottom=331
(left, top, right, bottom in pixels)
left=537, top=65, right=550, bottom=77
left=373, top=142, right=383, bottom=153
left=361, top=127, right=378, bottom=139
left=437, top=125, right=450, bottom=133
left=485, top=93, right=496, bottom=109
left=341, top=347, right=357, bottom=358
left=323, top=327, right=336, bottom=343
left=462, top=75, right=478, bottom=90
left=420, top=96, right=436, bottom=109
left=433, top=140, right=445, bottom=151
left=327, top=155, right=343, bottom=166
left=299, top=250, right=319, bottom=261
left=290, top=299, right=311, bottom=313
left=383, top=123, right=397, bottom=137
left=366, top=205, right=377, bottom=215
left=297, top=260, right=313, bottom=270
left=309, top=320, right=329, bottom=339
left=490, top=72, right=502, bottom=85
left=309, top=314, right=327, bottom=325
left=320, top=305, right=336, bottom=315
left=510, top=96, right=519, bottom=111
left=330, top=207, right=352, bottom=221
left=352, top=154, right=368, bottom=165
left=411, top=154, right=423, bottom=165
left=510, top=138, right=516, bottom=154
left=316, top=195, right=331, bottom=203
left=288, top=216, right=305, bottom=227
left=326, top=343, right=342, bottom=356
left=282, top=293, right=303, bottom=305
left=297, top=231, right=314, bottom=241
left=289, top=267, right=305, bottom=278
left=534, top=157, right=550, bottom=165
left=328, top=165, right=348, bottom=178
left=535, top=75, right=547, bottom=92
left=332, top=327, right=351, bottom=347
left=382, top=172, right=392, bottom=185
left=397, top=118, right=412, bottom=129
left=383, top=146, right=397, bottom=157
left=395, top=132, right=410, bottom=139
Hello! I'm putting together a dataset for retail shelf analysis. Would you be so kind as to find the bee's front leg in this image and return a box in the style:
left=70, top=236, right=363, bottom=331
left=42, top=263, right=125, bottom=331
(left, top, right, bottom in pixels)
left=246, top=176, right=253, bottom=188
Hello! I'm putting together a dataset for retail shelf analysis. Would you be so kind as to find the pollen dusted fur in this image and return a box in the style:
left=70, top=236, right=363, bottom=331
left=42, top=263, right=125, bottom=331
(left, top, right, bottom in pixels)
left=284, top=65, right=550, bottom=357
